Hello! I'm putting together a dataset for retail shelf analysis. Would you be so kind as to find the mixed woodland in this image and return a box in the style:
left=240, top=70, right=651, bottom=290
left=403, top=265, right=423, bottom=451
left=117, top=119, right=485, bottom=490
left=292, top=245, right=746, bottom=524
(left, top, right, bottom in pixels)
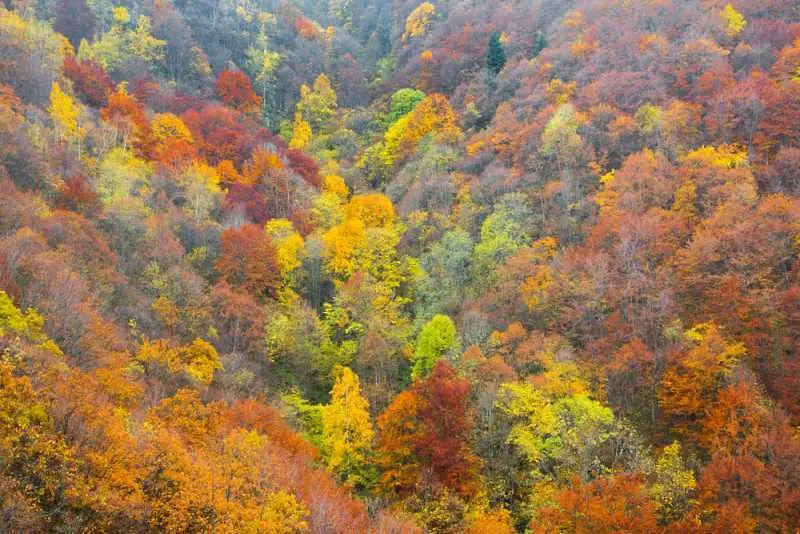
left=1, top=0, right=800, bottom=531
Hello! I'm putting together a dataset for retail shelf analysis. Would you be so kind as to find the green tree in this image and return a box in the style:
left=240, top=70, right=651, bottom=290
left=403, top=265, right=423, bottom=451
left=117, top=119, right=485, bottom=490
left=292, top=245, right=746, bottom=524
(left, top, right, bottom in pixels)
left=531, top=31, right=547, bottom=58
left=498, top=381, right=647, bottom=487
left=96, top=147, right=152, bottom=205
left=471, top=194, right=531, bottom=287
left=319, top=272, right=413, bottom=411
left=487, top=31, right=507, bottom=77
left=412, top=315, right=459, bottom=380
left=387, top=88, right=425, bottom=124
left=265, top=300, right=333, bottom=402
left=245, top=12, right=280, bottom=126
left=418, top=229, right=474, bottom=320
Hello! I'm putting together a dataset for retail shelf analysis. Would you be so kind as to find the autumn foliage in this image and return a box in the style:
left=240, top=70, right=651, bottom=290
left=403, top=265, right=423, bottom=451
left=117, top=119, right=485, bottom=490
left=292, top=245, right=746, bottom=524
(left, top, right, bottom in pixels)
left=215, top=69, right=262, bottom=114
left=62, top=56, right=114, bottom=107
left=1, top=0, right=800, bottom=530
left=215, top=224, right=280, bottom=298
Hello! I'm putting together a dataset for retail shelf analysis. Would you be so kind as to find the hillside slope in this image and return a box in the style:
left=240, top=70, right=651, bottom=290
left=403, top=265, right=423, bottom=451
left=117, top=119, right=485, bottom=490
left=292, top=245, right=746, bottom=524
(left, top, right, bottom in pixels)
left=1, top=0, right=800, bottom=531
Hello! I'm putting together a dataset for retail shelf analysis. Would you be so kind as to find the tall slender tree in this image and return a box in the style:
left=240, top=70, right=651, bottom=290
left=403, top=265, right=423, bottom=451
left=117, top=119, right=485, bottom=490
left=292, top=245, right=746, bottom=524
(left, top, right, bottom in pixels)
left=487, top=31, right=506, bottom=77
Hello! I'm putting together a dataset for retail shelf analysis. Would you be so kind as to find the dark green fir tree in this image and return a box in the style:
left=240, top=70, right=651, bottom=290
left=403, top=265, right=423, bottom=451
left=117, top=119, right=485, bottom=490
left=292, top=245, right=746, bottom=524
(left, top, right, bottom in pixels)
left=531, top=31, right=547, bottom=58
left=487, top=30, right=507, bottom=77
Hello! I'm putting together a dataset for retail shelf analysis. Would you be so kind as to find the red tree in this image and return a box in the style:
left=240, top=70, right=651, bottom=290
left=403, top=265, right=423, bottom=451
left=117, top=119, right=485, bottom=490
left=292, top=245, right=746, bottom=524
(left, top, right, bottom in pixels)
left=62, top=56, right=114, bottom=107
left=215, top=224, right=280, bottom=298
left=100, top=89, right=151, bottom=155
left=376, top=361, right=479, bottom=498
left=215, top=70, right=262, bottom=114
left=223, top=183, right=269, bottom=224
left=56, top=172, right=101, bottom=216
left=182, top=105, right=276, bottom=166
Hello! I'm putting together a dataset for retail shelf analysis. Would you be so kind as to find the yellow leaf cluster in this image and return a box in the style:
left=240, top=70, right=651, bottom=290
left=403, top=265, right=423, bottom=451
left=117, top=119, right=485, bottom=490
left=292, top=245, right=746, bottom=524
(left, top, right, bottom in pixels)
left=322, top=217, right=366, bottom=276
left=521, top=266, right=554, bottom=310
left=323, top=174, right=349, bottom=199
left=683, top=145, right=748, bottom=169
left=658, top=323, right=745, bottom=436
left=721, top=3, right=746, bottom=37
left=402, top=2, right=436, bottom=42
left=113, top=6, right=130, bottom=25
left=595, top=170, right=618, bottom=213
left=321, top=366, right=374, bottom=486
left=49, top=82, right=79, bottom=137
left=296, top=73, right=337, bottom=130
left=151, top=113, right=193, bottom=143
left=265, top=219, right=305, bottom=278
left=322, top=192, right=403, bottom=283
left=137, top=338, right=222, bottom=385
left=289, top=111, right=312, bottom=150
left=639, top=33, right=670, bottom=55
left=345, top=193, right=395, bottom=228
left=546, top=78, right=576, bottom=105
left=379, top=93, right=461, bottom=168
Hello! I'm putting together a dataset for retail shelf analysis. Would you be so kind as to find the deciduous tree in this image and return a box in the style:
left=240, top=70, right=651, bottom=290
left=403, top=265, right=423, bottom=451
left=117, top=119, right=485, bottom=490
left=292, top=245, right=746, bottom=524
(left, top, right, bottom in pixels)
left=215, top=69, right=262, bottom=113
left=215, top=224, right=280, bottom=298
left=321, top=366, right=375, bottom=490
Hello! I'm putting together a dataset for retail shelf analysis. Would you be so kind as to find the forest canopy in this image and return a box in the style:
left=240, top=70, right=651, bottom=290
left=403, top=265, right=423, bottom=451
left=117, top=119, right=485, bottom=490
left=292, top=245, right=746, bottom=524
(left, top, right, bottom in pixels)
left=1, top=0, right=800, bottom=531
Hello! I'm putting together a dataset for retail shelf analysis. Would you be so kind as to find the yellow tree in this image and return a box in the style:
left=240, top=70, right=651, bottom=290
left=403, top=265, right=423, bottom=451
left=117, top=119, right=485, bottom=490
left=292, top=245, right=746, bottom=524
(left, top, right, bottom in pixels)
left=0, top=291, right=46, bottom=341
left=322, top=193, right=405, bottom=285
left=721, top=4, right=746, bottom=37
left=260, top=491, right=309, bottom=533
left=137, top=338, right=222, bottom=385
left=49, top=82, right=82, bottom=153
left=178, top=162, right=221, bottom=221
left=313, top=175, right=349, bottom=229
left=96, top=147, right=152, bottom=205
left=466, top=509, right=515, bottom=534
left=323, top=174, right=348, bottom=200
left=151, top=112, right=195, bottom=165
left=129, top=15, right=166, bottom=63
left=650, top=441, right=696, bottom=524
left=289, top=111, right=312, bottom=150
left=49, top=82, right=78, bottom=137
left=321, top=366, right=374, bottom=489
left=345, top=193, right=395, bottom=228
left=296, top=73, right=337, bottom=130
left=402, top=2, right=436, bottom=42
left=265, top=218, right=305, bottom=284
left=150, top=112, right=193, bottom=144
left=380, top=93, right=461, bottom=168
left=322, top=217, right=366, bottom=276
